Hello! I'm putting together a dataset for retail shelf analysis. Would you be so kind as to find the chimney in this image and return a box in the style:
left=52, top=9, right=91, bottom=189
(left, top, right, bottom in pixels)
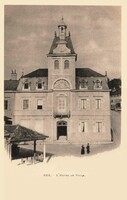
left=105, top=71, right=108, bottom=83
left=11, top=69, right=17, bottom=80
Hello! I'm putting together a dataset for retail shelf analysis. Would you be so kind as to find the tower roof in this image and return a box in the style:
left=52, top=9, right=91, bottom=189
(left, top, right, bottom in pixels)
left=48, top=36, right=76, bottom=55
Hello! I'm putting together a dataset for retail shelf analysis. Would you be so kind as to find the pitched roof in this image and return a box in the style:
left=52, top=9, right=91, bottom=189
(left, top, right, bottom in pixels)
left=76, top=68, right=105, bottom=77
left=4, top=80, right=19, bottom=91
left=4, top=125, right=49, bottom=143
left=23, top=69, right=48, bottom=78
left=48, top=36, right=76, bottom=54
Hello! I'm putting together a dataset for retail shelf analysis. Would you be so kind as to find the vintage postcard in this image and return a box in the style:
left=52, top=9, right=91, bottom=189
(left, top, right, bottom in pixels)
left=1, top=0, right=127, bottom=200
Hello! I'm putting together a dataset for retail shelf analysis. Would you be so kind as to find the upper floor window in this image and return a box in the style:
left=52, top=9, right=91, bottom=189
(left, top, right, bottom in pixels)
left=81, top=99, right=87, bottom=110
left=94, top=80, right=102, bottom=89
left=23, top=99, right=29, bottom=110
left=54, top=60, right=59, bottom=69
left=58, top=97, right=66, bottom=112
left=95, top=99, right=101, bottom=109
left=64, top=60, right=69, bottom=69
left=4, top=100, right=8, bottom=110
left=37, top=99, right=43, bottom=110
left=79, top=80, right=88, bottom=89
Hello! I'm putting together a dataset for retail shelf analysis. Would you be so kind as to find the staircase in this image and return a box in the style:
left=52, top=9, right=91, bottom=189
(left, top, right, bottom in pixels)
left=54, top=136, right=70, bottom=144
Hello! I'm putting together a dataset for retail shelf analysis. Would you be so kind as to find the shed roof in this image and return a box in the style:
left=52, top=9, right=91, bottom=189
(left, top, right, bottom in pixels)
left=4, top=125, right=49, bottom=143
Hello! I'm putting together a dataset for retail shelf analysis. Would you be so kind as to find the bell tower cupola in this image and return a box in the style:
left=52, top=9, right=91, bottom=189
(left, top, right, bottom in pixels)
left=58, top=17, right=67, bottom=40
left=47, top=19, right=77, bottom=90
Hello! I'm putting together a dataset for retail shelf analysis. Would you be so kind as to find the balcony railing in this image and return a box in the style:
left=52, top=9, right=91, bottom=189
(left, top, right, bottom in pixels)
left=53, top=111, right=70, bottom=118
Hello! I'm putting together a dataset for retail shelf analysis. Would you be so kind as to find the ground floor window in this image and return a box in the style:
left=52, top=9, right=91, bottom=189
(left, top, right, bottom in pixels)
left=96, top=122, right=102, bottom=133
left=79, top=121, right=87, bottom=133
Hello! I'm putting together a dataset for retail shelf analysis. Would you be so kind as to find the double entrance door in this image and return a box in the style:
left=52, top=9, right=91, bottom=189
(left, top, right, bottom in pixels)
left=57, top=121, right=67, bottom=140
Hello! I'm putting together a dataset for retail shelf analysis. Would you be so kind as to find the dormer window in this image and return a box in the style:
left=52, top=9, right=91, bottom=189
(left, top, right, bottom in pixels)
left=54, top=60, right=59, bottom=69
left=94, top=80, right=102, bottom=89
left=23, top=80, right=30, bottom=90
left=79, top=80, right=88, bottom=89
left=38, top=83, right=42, bottom=89
left=36, top=80, right=45, bottom=90
left=64, top=60, right=69, bottom=69
left=24, top=83, right=29, bottom=89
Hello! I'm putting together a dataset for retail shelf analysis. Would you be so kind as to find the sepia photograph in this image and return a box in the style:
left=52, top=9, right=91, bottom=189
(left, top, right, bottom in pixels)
left=2, top=1, right=127, bottom=200
left=4, top=5, right=121, bottom=163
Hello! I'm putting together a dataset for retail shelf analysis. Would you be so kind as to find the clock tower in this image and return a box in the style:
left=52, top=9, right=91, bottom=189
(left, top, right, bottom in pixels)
left=47, top=18, right=77, bottom=90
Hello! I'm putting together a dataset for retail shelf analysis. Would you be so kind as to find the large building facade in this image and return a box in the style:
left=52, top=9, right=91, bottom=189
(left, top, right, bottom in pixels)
left=4, top=19, right=111, bottom=144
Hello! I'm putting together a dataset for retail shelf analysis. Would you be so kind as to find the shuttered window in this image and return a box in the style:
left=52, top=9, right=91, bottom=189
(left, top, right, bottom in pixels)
left=96, top=122, right=102, bottom=133
left=23, top=99, right=29, bottom=110
left=96, top=99, right=101, bottom=109
left=79, top=121, right=88, bottom=133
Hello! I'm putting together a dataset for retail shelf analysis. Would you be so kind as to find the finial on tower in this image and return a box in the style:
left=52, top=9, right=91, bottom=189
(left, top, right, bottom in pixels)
left=58, top=17, right=67, bottom=28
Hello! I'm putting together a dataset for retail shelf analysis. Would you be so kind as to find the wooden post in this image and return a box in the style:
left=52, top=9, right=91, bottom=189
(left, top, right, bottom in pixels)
left=9, top=143, right=12, bottom=161
left=43, top=140, right=46, bottom=162
left=33, top=140, right=36, bottom=163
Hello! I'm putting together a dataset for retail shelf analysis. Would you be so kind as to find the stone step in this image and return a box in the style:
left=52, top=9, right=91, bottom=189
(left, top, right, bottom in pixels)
left=54, top=136, right=70, bottom=144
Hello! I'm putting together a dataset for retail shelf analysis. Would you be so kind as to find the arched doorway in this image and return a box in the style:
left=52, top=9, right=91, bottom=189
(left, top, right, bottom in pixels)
left=57, top=121, right=67, bottom=140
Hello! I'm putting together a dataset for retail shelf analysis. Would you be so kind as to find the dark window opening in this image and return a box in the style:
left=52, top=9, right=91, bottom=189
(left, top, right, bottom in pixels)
left=24, top=83, right=29, bottom=89
left=37, top=105, right=43, bottom=110
left=38, top=83, right=42, bottom=89
left=4, top=100, right=8, bottom=110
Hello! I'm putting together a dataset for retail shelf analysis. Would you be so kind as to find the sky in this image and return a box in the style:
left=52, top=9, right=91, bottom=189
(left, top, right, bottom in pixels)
left=4, top=5, right=121, bottom=80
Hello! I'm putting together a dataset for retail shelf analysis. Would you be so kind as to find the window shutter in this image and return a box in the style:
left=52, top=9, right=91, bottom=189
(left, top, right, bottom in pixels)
left=93, top=122, right=96, bottom=133
left=87, top=99, right=90, bottom=109
left=85, top=121, right=88, bottom=133
left=43, top=98, right=46, bottom=109
left=78, top=99, right=81, bottom=110
left=102, top=122, right=105, bottom=133
left=78, top=122, right=81, bottom=132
